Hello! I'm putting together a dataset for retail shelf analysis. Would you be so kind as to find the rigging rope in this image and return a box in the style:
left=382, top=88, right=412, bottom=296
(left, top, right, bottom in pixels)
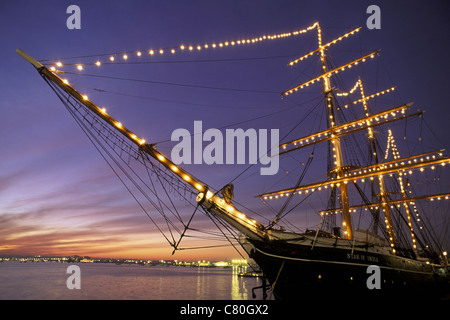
left=153, top=98, right=319, bottom=145
left=267, top=151, right=315, bottom=229
left=223, top=96, right=324, bottom=193
left=43, top=76, right=177, bottom=246
left=73, top=85, right=278, bottom=110
left=42, top=75, right=236, bottom=250
left=42, top=72, right=259, bottom=255
left=63, top=71, right=280, bottom=94
left=202, top=208, right=258, bottom=271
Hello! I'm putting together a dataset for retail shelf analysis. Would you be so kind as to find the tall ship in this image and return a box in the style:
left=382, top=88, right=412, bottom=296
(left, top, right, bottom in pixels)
left=17, top=22, right=449, bottom=299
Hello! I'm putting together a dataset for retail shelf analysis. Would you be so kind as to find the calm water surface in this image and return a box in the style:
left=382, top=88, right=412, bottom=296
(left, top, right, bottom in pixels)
left=0, top=261, right=267, bottom=300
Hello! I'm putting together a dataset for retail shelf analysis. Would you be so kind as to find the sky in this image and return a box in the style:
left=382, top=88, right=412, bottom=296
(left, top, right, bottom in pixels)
left=1, top=0, right=449, bottom=260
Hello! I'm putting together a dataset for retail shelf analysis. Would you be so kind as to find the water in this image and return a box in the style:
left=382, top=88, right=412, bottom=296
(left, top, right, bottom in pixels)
left=0, top=261, right=267, bottom=300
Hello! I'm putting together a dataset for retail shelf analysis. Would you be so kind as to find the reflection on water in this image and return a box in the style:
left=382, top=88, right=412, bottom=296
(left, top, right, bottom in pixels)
left=0, top=261, right=267, bottom=300
left=194, top=266, right=261, bottom=300
left=232, top=266, right=251, bottom=299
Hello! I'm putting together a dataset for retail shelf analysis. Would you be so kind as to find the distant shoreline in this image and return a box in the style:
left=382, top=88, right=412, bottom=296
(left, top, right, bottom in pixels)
left=0, top=256, right=253, bottom=268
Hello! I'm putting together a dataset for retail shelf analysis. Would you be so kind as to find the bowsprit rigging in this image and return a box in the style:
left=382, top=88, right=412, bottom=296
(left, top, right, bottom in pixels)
left=26, top=50, right=249, bottom=256
left=17, top=20, right=449, bottom=300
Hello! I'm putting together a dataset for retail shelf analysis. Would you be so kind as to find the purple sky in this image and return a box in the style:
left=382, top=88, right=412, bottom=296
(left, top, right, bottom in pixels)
left=1, top=0, right=449, bottom=260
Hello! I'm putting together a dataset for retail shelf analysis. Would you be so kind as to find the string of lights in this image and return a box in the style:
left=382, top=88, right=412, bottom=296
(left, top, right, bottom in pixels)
left=282, top=51, right=379, bottom=96
left=47, top=53, right=299, bottom=67
left=287, top=27, right=361, bottom=66
left=259, top=150, right=449, bottom=199
left=337, top=86, right=396, bottom=110
left=317, top=193, right=450, bottom=216
left=44, top=22, right=321, bottom=73
left=335, top=79, right=396, bottom=139
left=279, top=104, right=413, bottom=155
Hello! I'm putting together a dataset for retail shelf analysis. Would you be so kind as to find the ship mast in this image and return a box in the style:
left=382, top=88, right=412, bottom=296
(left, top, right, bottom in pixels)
left=338, top=78, right=398, bottom=247
left=282, top=25, right=375, bottom=240
left=317, top=23, right=353, bottom=240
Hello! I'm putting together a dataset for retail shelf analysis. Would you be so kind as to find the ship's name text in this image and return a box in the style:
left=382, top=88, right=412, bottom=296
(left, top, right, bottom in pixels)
left=347, top=253, right=379, bottom=263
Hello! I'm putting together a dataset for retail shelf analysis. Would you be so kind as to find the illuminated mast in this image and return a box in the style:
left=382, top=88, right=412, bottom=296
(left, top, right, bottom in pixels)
left=282, top=25, right=374, bottom=240
left=316, top=23, right=353, bottom=239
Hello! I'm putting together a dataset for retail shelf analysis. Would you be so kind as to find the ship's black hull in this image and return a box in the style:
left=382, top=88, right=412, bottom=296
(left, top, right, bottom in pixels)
left=245, top=238, right=449, bottom=300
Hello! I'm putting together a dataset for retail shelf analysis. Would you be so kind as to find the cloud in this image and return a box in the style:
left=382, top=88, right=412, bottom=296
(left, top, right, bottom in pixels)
left=0, top=160, right=236, bottom=260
